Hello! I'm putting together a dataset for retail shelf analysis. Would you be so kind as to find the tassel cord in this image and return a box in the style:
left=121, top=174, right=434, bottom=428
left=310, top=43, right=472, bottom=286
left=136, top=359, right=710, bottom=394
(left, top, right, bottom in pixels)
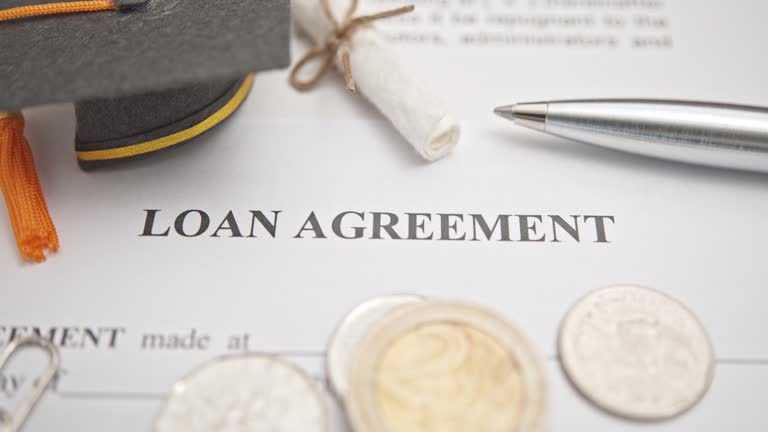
left=0, top=0, right=115, bottom=22
left=0, top=114, right=59, bottom=262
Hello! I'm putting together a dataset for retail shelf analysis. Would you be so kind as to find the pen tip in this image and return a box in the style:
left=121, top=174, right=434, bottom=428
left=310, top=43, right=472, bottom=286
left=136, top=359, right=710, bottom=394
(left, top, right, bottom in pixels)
left=494, top=102, right=547, bottom=131
left=494, top=105, right=517, bottom=121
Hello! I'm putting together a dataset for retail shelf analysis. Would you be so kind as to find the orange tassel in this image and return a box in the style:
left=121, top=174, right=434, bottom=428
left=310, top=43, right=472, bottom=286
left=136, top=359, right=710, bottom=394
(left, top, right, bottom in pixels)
left=0, top=1, right=116, bottom=22
left=0, top=113, right=59, bottom=262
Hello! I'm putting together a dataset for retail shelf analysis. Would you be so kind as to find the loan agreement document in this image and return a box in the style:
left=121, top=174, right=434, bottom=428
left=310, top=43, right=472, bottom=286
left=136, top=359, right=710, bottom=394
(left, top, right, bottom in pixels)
left=2, top=0, right=768, bottom=431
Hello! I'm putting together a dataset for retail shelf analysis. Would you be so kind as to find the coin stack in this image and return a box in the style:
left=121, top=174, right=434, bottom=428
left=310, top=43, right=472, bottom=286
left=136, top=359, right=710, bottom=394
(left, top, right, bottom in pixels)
left=153, top=285, right=715, bottom=431
left=151, top=295, right=549, bottom=432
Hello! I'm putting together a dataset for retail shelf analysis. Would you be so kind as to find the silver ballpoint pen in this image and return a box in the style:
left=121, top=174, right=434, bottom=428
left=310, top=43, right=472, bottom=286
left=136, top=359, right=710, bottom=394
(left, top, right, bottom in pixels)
left=494, top=99, right=768, bottom=173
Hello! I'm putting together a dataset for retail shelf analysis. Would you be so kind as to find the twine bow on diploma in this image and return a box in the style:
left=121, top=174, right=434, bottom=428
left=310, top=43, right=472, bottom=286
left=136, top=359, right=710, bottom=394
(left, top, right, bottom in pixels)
left=289, top=0, right=414, bottom=92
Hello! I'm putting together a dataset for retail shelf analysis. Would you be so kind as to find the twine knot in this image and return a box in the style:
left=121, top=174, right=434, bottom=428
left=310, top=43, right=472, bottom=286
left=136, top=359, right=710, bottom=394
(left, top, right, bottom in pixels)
left=290, top=0, right=414, bottom=93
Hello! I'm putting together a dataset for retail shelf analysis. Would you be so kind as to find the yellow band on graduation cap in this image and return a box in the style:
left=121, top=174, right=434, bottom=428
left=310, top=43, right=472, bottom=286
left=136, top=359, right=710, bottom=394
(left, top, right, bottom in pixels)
left=77, top=74, right=255, bottom=162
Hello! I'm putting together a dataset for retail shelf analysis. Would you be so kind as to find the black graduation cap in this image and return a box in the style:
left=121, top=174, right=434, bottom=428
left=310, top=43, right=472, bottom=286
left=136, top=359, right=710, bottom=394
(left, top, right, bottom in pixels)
left=0, top=0, right=289, bottom=262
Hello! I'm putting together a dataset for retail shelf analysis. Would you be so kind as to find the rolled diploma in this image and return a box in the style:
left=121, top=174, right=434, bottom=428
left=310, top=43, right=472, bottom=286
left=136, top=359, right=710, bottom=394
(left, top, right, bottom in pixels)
left=292, top=0, right=460, bottom=161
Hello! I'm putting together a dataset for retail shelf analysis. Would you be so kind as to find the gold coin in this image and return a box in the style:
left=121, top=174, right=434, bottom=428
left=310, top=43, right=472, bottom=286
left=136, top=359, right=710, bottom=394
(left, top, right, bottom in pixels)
left=346, top=301, right=547, bottom=431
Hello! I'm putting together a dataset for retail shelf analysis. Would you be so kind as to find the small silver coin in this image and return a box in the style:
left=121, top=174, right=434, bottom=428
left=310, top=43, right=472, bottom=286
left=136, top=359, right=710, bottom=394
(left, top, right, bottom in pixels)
left=155, top=355, right=328, bottom=431
left=559, top=285, right=715, bottom=421
left=326, top=294, right=426, bottom=401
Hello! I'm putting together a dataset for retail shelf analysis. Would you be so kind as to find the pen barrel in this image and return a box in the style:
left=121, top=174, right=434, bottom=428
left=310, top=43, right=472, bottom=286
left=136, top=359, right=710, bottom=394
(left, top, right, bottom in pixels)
left=544, top=100, right=768, bottom=173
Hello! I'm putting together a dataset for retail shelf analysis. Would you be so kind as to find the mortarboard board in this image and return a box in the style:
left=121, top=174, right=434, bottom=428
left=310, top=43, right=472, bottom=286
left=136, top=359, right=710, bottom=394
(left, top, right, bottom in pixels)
left=0, top=0, right=290, bottom=262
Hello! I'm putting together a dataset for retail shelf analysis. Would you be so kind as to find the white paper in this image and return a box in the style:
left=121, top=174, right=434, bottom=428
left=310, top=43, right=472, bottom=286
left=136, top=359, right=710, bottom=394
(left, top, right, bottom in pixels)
left=2, top=0, right=768, bottom=431
left=292, top=0, right=461, bottom=161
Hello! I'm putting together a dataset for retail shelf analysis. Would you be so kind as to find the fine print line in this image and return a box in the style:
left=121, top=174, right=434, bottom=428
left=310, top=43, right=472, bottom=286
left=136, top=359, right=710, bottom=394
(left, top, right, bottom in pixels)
left=545, top=355, right=768, bottom=366
left=56, top=390, right=165, bottom=401
left=257, top=351, right=768, bottom=365
left=42, top=352, right=768, bottom=402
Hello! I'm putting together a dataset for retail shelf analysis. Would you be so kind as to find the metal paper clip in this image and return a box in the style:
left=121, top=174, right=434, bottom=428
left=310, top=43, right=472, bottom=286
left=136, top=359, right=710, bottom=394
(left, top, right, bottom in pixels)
left=0, top=336, right=61, bottom=432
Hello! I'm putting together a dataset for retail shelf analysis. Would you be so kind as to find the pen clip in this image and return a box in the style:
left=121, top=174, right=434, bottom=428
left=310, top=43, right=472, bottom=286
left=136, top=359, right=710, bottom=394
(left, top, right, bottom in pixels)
left=0, top=336, right=60, bottom=432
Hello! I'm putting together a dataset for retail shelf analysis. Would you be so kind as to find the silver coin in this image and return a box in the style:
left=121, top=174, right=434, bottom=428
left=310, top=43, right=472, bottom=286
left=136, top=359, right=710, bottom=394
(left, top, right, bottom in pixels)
left=155, top=355, right=328, bottom=431
left=326, top=294, right=426, bottom=401
left=559, top=285, right=715, bottom=421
